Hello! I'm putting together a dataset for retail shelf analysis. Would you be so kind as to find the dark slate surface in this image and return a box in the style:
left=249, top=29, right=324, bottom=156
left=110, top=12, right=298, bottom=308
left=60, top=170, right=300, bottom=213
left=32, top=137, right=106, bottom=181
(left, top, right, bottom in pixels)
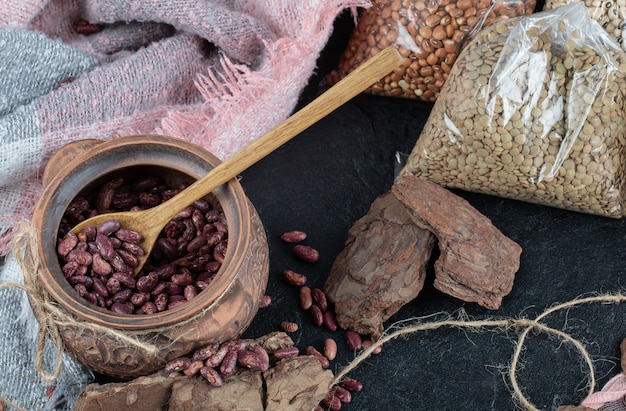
left=235, top=13, right=626, bottom=409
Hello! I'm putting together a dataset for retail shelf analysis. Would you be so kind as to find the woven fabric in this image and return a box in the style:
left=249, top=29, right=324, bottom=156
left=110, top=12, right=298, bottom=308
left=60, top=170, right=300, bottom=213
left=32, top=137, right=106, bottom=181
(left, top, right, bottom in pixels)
left=0, top=0, right=369, bottom=409
left=582, top=373, right=626, bottom=411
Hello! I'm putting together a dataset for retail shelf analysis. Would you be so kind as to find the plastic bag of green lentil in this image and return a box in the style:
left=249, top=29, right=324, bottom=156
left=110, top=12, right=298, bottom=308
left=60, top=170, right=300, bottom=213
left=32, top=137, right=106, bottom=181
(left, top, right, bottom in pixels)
left=399, top=3, right=626, bottom=217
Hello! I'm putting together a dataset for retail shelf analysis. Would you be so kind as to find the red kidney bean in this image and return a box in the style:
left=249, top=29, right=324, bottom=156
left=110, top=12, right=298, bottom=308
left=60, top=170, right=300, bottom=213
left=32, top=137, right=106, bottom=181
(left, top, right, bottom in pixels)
left=183, top=360, right=204, bottom=376
left=282, top=269, right=307, bottom=287
left=292, top=244, right=320, bottom=263
left=62, top=262, right=79, bottom=278
left=323, top=338, right=338, bottom=361
left=95, top=234, right=114, bottom=260
left=280, top=230, right=307, bottom=243
left=274, top=346, right=299, bottom=359
left=299, top=286, right=313, bottom=310
left=97, top=219, right=121, bottom=236
left=193, top=342, right=220, bottom=361
left=323, top=393, right=342, bottom=410
left=110, top=302, right=134, bottom=314
left=323, top=311, right=338, bottom=332
left=68, top=275, right=93, bottom=287
left=310, top=304, right=324, bottom=327
left=305, top=346, right=330, bottom=369
left=345, top=330, right=363, bottom=351
left=106, top=278, right=121, bottom=295
left=312, top=288, right=328, bottom=312
left=206, top=344, right=229, bottom=368
left=92, top=277, right=108, bottom=297
left=136, top=272, right=158, bottom=292
left=154, top=293, right=168, bottom=311
left=66, top=249, right=92, bottom=266
left=252, top=345, right=270, bottom=368
left=258, top=294, right=272, bottom=308
left=91, top=253, right=112, bottom=276
left=339, top=377, right=363, bottom=392
left=219, top=350, right=238, bottom=376
left=115, top=227, right=142, bottom=244
left=200, top=366, right=223, bottom=387
left=332, top=386, right=352, bottom=404
left=165, top=356, right=191, bottom=373
left=237, top=350, right=268, bottom=372
left=57, top=233, right=78, bottom=257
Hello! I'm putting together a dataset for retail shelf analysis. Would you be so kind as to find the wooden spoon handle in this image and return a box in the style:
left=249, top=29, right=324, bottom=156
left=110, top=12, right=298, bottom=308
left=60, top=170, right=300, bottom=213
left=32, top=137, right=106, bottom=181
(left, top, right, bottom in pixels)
left=141, top=46, right=403, bottom=225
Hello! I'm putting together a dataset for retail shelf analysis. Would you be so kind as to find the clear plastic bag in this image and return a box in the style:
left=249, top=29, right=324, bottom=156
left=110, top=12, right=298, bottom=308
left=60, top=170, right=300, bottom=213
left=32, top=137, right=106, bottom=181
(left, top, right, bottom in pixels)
left=326, top=0, right=536, bottom=102
left=399, top=3, right=626, bottom=217
left=544, top=0, right=626, bottom=50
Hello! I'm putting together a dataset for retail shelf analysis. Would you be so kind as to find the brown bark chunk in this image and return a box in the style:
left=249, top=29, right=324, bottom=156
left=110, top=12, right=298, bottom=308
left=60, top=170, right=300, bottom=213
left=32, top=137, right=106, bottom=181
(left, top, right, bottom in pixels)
left=73, top=371, right=186, bottom=411
left=168, top=369, right=264, bottom=411
left=391, top=176, right=522, bottom=309
left=324, top=191, right=436, bottom=339
left=264, top=355, right=334, bottom=411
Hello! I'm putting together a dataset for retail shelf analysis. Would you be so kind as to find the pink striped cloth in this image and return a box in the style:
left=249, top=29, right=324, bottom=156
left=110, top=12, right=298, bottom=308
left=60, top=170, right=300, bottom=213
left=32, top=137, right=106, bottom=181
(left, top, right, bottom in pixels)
left=0, top=0, right=369, bottom=256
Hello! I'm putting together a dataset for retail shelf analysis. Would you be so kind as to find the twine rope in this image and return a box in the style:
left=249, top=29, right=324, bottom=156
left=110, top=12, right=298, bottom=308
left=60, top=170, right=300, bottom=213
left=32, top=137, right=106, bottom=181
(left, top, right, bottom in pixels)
left=330, top=294, right=626, bottom=411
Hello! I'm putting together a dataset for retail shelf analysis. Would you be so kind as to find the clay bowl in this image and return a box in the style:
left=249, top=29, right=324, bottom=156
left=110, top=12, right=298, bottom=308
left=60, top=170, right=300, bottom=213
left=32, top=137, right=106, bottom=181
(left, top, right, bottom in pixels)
left=31, top=135, right=269, bottom=379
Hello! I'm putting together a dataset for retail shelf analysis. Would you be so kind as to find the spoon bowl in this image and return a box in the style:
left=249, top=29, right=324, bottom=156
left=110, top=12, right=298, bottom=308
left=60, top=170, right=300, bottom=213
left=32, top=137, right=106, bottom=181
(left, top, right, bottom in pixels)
left=69, top=46, right=404, bottom=275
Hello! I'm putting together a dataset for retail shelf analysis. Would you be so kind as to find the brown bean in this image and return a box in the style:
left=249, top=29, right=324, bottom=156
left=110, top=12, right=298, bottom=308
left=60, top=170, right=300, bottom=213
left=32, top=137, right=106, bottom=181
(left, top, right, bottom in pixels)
left=299, top=286, right=313, bottom=310
left=323, top=338, right=338, bottom=361
left=292, top=245, right=319, bottom=263
left=282, top=269, right=307, bottom=287
left=280, top=321, right=299, bottom=333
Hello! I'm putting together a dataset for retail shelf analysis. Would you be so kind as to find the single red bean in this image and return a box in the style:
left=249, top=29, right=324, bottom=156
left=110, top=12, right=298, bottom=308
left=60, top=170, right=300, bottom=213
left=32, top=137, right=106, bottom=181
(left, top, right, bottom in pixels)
left=339, top=377, right=363, bottom=392
left=280, top=230, right=307, bottom=243
left=323, top=311, right=338, bottom=332
left=115, top=227, right=142, bottom=244
left=136, top=272, right=159, bottom=292
left=310, top=304, right=324, bottom=327
left=110, top=302, right=134, bottom=314
left=183, top=284, right=198, bottom=301
left=274, top=346, right=299, bottom=359
left=66, top=249, right=92, bottom=266
left=200, top=366, right=223, bottom=387
left=95, top=233, right=114, bottom=260
left=299, top=286, right=313, bottom=310
left=305, top=346, right=330, bottom=369
left=292, top=244, right=320, bottom=263
left=183, top=360, right=204, bottom=376
left=91, top=253, right=112, bottom=276
left=164, top=356, right=191, bottom=373
left=259, top=294, right=272, bottom=308
left=205, top=344, right=229, bottom=367
left=154, top=293, right=168, bottom=311
left=345, top=330, right=363, bottom=351
left=96, top=219, right=121, bottom=236
left=193, top=342, right=220, bottom=361
left=237, top=350, right=268, bottom=372
left=323, top=392, right=342, bottom=410
left=332, top=386, right=352, bottom=404
left=61, top=262, right=79, bottom=278
left=220, top=350, right=238, bottom=376
left=282, top=269, right=307, bottom=287
left=57, top=233, right=78, bottom=257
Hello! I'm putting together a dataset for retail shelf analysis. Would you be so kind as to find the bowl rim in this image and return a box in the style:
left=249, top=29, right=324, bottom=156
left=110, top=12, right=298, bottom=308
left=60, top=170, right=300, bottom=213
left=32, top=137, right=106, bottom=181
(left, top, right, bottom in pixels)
left=32, top=134, right=255, bottom=330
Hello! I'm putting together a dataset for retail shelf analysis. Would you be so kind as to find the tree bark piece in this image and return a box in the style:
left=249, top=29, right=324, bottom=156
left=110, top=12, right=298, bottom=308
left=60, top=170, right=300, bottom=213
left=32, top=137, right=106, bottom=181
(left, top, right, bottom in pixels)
left=72, top=371, right=186, bottom=411
left=324, top=191, right=436, bottom=339
left=264, top=355, right=334, bottom=411
left=391, top=176, right=522, bottom=309
left=168, top=369, right=264, bottom=411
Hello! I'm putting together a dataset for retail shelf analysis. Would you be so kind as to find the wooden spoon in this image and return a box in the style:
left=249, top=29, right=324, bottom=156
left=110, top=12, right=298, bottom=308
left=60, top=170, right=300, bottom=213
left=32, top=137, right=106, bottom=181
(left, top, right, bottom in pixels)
left=70, top=46, right=403, bottom=275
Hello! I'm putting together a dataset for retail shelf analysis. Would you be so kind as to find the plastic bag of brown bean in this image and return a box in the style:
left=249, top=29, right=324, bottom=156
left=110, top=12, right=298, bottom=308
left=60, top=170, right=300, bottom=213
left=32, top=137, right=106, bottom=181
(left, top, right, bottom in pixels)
left=399, top=3, right=626, bottom=218
left=326, top=0, right=536, bottom=102
left=544, top=0, right=626, bottom=50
